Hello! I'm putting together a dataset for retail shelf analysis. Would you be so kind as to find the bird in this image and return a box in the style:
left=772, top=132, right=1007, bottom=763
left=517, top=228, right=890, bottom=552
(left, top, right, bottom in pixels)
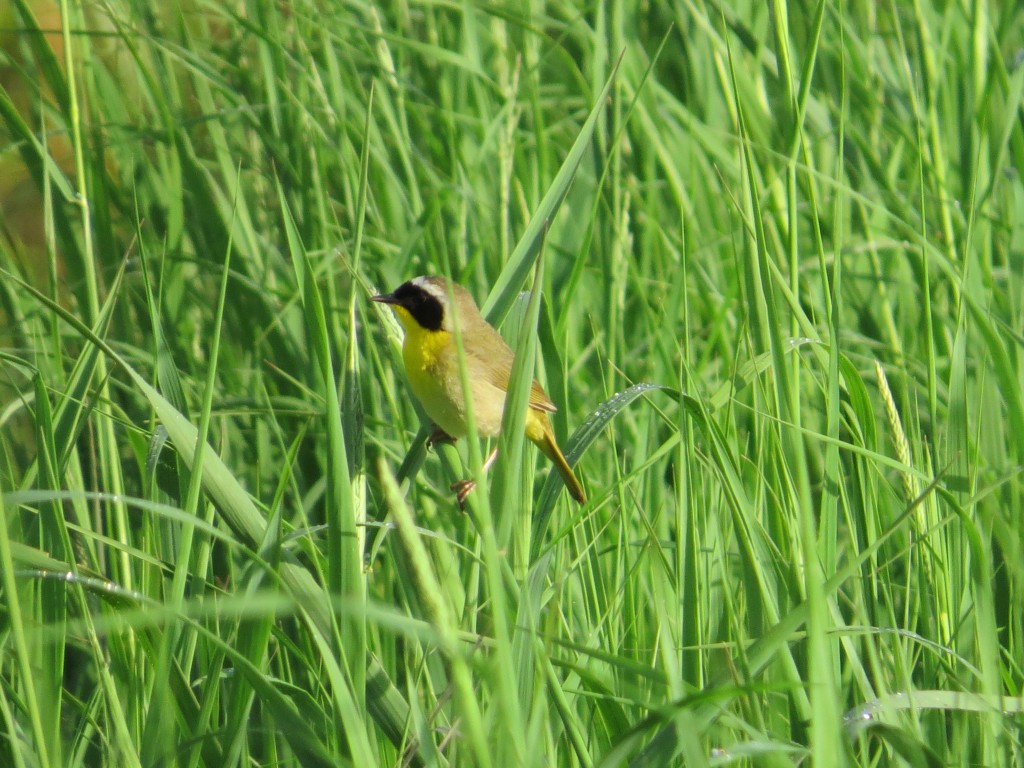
left=371, top=275, right=586, bottom=505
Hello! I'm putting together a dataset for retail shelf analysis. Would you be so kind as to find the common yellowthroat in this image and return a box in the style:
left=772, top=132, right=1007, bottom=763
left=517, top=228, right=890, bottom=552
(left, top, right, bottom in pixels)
left=372, top=276, right=586, bottom=504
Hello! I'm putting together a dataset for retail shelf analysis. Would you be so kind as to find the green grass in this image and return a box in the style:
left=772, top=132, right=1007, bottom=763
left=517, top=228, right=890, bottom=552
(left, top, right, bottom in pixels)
left=2, top=0, right=1023, bottom=765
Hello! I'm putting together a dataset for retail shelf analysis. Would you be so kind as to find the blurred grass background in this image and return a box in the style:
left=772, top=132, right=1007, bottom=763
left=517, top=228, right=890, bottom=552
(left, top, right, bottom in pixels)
left=2, top=0, right=1023, bottom=765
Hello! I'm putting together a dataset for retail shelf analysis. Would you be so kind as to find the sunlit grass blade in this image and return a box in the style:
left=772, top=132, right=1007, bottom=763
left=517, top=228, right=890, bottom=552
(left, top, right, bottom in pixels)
left=491, top=258, right=545, bottom=563
left=534, top=383, right=673, bottom=534
left=482, top=51, right=624, bottom=326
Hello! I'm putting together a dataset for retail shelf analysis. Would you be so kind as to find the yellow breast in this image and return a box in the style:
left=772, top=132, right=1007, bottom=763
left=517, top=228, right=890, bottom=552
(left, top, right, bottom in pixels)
left=397, top=310, right=469, bottom=438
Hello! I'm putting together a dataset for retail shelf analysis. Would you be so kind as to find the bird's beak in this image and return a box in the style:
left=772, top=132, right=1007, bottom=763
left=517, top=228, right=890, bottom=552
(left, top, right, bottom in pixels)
left=371, top=293, right=398, bottom=305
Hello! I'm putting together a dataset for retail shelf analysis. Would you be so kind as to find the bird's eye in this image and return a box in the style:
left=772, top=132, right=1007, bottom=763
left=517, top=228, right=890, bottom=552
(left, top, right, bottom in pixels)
left=394, top=282, right=418, bottom=304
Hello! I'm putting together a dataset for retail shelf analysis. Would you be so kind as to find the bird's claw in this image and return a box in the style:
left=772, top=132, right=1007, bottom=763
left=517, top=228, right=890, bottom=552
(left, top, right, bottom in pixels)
left=450, top=479, right=476, bottom=509
left=427, top=426, right=457, bottom=448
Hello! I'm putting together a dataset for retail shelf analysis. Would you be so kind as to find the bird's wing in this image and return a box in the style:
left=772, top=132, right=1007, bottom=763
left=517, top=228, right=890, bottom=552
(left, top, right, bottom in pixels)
left=471, top=320, right=558, bottom=413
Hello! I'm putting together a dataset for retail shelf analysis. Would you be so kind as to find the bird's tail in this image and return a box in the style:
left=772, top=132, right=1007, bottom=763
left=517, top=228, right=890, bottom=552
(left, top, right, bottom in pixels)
left=535, top=425, right=587, bottom=504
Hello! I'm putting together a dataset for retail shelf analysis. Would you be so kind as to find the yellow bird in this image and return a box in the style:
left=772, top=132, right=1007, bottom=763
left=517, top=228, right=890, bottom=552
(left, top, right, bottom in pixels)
left=372, top=276, right=586, bottom=505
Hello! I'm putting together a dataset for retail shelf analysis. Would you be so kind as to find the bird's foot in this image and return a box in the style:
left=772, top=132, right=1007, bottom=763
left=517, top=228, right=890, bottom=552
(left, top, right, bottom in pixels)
left=450, top=479, right=476, bottom=509
left=427, top=426, right=457, bottom=448
left=448, top=447, right=499, bottom=509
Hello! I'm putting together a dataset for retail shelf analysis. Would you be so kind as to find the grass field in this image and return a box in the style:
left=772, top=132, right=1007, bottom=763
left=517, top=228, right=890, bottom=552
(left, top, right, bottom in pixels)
left=2, top=1, right=1023, bottom=765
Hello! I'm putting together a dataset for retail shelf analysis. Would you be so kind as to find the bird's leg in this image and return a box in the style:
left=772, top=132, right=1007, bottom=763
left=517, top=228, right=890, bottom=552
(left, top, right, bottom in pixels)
left=451, top=447, right=499, bottom=508
left=427, top=425, right=457, bottom=448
